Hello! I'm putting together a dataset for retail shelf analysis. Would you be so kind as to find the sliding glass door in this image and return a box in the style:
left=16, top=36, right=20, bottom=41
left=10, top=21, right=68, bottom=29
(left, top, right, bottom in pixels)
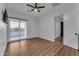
left=8, top=18, right=27, bottom=42
left=20, top=20, right=27, bottom=39
left=9, top=19, right=19, bottom=41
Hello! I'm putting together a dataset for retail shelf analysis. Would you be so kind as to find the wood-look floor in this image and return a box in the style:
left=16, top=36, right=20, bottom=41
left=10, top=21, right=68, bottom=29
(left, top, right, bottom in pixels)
left=4, top=37, right=79, bottom=56
left=55, top=37, right=63, bottom=44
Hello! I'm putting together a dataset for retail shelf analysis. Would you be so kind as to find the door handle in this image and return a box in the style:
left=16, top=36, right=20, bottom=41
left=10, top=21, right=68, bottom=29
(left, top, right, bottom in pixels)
left=75, top=33, right=78, bottom=35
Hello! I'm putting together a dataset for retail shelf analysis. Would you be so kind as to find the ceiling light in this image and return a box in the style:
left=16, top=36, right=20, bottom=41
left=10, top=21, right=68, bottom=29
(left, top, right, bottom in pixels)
left=34, top=9, right=38, bottom=12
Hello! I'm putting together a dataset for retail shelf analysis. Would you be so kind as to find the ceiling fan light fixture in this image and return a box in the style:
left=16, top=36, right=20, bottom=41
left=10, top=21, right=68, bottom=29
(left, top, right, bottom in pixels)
left=26, top=3, right=45, bottom=12
left=34, top=9, right=38, bottom=12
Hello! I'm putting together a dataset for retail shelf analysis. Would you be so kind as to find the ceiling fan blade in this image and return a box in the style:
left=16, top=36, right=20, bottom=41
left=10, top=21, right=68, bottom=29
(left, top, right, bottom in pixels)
left=26, top=4, right=35, bottom=8
left=31, top=9, right=34, bottom=11
left=37, top=9, right=40, bottom=12
left=35, top=3, right=38, bottom=8
left=37, top=6, right=45, bottom=8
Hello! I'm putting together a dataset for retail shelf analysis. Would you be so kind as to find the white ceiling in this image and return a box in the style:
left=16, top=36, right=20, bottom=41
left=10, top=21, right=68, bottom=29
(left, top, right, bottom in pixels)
left=5, top=3, right=62, bottom=19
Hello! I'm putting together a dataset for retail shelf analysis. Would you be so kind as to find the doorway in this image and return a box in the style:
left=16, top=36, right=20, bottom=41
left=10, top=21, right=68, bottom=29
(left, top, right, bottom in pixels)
left=55, top=15, right=64, bottom=44
left=8, top=18, right=27, bottom=42
left=60, top=22, right=63, bottom=37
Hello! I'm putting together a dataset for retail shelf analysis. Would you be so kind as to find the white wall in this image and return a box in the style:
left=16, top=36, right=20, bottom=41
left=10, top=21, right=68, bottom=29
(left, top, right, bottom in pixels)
left=63, top=4, right=79, bottom=50
left=0, top=3, right=7, bottom=56
left=27, top=19, right=37, bottom=38
left=36, top=14, right=55, bottom=41
left=64, top=7, right=78, bottom=49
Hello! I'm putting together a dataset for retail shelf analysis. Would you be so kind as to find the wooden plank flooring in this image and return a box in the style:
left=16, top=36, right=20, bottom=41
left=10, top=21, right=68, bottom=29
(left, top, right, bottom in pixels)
left=4, top=37, right=79, bottom=56
left=55, top=37, right=63, bottom=44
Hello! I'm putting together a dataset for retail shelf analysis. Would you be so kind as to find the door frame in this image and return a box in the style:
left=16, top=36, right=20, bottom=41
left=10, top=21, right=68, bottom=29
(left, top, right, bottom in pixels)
left=54, top=14, right=64, bottom=44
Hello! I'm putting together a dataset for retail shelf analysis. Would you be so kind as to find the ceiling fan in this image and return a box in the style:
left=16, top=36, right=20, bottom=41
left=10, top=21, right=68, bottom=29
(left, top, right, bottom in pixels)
left=26, top=3, right=45, bottom=12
